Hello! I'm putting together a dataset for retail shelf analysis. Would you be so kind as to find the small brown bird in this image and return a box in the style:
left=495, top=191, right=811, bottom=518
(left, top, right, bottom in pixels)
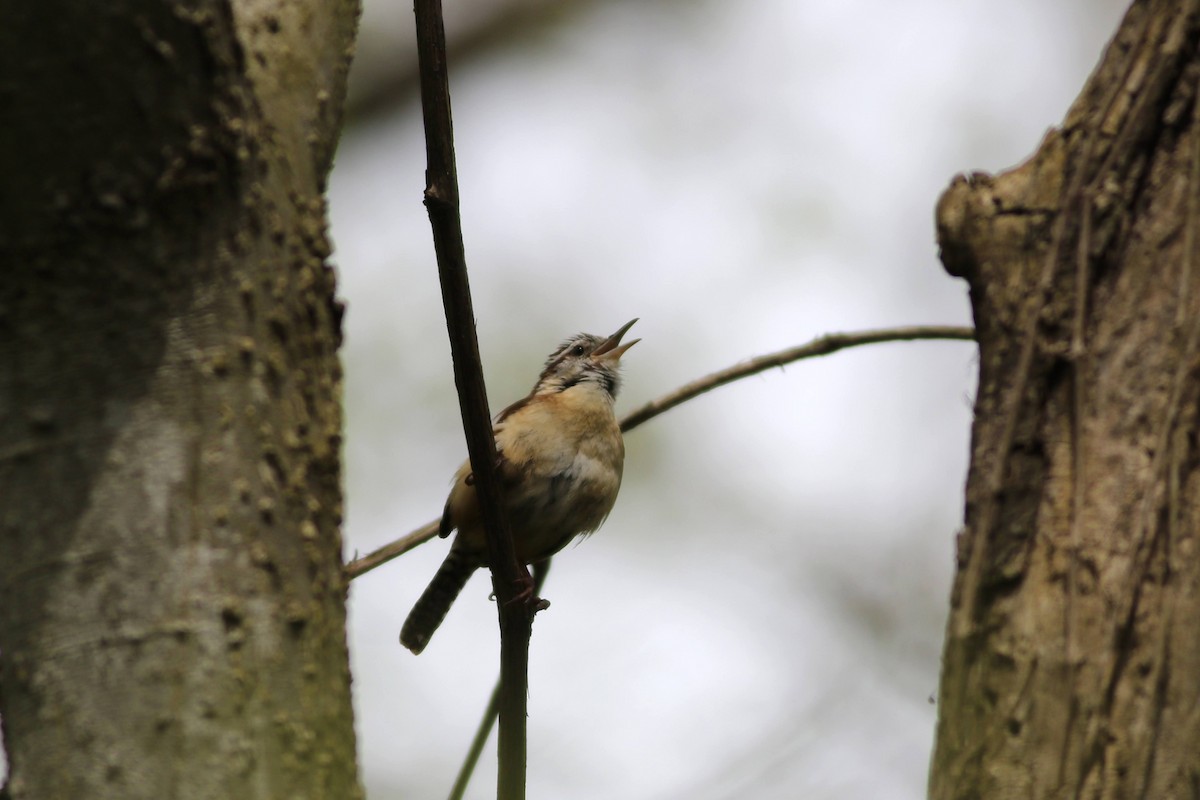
left=400, top=319, right=639, bottom=654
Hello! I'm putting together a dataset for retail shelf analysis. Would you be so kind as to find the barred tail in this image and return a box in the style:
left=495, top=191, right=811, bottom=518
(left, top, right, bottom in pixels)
left=400, top=547, right=476, bottom=654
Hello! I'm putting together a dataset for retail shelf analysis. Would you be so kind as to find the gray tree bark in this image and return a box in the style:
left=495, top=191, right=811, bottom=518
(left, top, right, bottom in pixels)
left=930, top=1, right=1200, bottom=797
left=0, top=1, right=362, bottom=798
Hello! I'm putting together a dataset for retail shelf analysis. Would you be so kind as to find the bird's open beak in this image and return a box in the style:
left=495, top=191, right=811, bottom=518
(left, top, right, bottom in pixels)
left=592, top=318, right=640, bottom=361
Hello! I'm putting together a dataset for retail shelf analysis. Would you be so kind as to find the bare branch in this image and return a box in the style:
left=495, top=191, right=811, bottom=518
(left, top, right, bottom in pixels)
left=345, top=520, right=439, bottom=579
left=445, top=562, right=553, bottom=800
left=619, top=324, right=975, bottom=433
left=413, top=0, right=530, bottom=796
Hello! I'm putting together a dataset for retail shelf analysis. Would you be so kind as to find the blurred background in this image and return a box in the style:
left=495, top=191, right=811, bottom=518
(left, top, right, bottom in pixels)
left=336, top=0, right=1128, bottom=797
left=0, top=2, right=1134, bottom=797
left=0, top=1, right=1129, bottom=797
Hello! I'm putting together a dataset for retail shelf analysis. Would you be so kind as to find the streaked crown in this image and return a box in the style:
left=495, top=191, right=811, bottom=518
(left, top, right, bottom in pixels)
left=532, top=319, right=639, bottom=400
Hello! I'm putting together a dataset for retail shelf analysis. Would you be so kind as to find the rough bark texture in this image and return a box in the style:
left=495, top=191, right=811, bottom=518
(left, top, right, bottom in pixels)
left=931, top=1, right=1200, bottom=798
left=0, top=1, right=361, bottom=798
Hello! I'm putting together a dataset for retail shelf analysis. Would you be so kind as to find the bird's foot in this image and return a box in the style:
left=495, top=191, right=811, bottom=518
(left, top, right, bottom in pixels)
left=509, top=574, right=550, bottom=613
left=488, top=575, right=550, bottom=614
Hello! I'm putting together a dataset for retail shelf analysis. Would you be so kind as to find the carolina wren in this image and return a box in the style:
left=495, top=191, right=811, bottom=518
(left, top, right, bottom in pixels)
left=400, top=319, right=640, bottom=654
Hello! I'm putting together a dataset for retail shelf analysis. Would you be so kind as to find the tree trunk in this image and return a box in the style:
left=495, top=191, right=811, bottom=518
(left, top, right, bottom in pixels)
left=0, top=2, right=362, bottom=798
left=930, top=1, right=1200, bottom=797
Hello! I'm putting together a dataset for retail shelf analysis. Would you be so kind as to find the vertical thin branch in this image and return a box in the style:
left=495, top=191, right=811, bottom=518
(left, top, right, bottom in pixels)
left=412, top=2, right=531, bottom=798
left=447, top=563, right=553, bottom=800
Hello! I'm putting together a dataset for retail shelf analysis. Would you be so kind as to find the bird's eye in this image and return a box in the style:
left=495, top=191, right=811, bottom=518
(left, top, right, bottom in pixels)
left=571, top=344, right=587, bottom=356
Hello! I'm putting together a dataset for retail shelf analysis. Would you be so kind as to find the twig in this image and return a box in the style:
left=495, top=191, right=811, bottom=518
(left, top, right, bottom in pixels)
left=345, top=520, right=439, bottom=580
left=1059, top=162, right=1093, bottom=787
left=446, top=563, right=553, bottom=800
left=343, top=324, right=976, bottom=582
left=413, top=1, right=530, bottom=798
left=618, top=325, right=975, bottom=432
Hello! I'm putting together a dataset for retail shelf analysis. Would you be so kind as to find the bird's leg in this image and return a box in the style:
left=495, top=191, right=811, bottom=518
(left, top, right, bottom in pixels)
left=488, top=564, right=550, bottom=612
left=508, top=563, right=549, bottom=614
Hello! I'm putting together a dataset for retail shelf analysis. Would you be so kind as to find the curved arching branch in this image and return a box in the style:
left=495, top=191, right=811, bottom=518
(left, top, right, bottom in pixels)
left=344, top=324, right=975, bottom=581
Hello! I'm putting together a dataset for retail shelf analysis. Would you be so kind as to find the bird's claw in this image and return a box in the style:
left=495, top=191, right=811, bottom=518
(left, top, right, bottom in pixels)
left=508, top=575, right=550, bottom=614
left=489, top=578, right=551, bottom=615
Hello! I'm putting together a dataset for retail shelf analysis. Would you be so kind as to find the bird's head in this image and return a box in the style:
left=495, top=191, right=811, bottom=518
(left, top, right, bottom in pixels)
left=533, top=318, right=639, bottom=399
